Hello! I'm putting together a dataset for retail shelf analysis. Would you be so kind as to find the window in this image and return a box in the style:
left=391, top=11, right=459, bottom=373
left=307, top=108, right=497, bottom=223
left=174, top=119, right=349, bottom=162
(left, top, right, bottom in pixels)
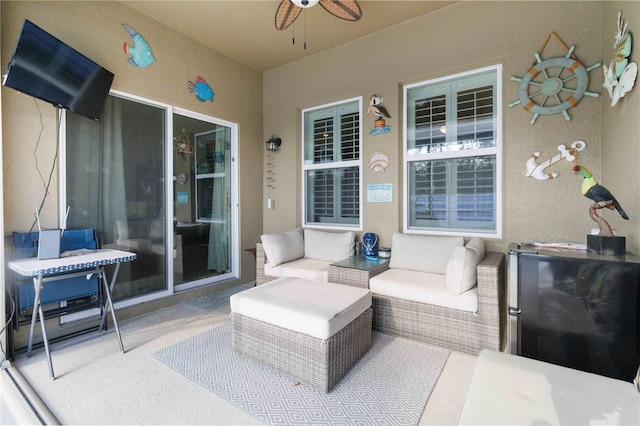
left=303, top=98, right=362, bottom=228
left=403, top=66, right=501, bottom=237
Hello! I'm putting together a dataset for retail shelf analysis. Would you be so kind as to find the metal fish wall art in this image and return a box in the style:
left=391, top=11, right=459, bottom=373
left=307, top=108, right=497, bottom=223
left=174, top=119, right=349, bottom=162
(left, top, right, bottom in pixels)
left=188, top=76, right=215, bottom=102
left=122, top=24, right=156, bottom=67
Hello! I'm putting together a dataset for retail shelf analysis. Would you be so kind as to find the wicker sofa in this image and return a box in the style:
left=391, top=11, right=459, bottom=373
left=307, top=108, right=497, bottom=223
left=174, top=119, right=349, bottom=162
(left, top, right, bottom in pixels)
left=256, top=229, right=505, bottom=355
left=369, top=233, right=506, bottom=355
left=256, top=228, right=355, bottom=285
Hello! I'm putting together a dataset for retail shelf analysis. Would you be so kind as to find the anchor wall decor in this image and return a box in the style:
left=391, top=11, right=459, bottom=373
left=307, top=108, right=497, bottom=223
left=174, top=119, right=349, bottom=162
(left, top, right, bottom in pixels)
left=525, top=140, right=586, bottom=181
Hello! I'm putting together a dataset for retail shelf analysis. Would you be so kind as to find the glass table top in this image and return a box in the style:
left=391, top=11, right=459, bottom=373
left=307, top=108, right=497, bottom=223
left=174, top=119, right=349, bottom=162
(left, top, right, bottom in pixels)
left=330, top=255, right=389, bottom=271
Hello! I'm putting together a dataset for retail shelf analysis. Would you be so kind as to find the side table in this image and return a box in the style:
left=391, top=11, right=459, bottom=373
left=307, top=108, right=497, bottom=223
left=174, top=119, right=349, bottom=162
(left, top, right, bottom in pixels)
left=328, top=256, right=389, bottom=288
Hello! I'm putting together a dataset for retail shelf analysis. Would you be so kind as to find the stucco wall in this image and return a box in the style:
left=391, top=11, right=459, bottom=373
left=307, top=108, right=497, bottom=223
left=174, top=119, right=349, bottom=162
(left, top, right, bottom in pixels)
left=601, top=2, right=640, bottom=254
left=1, top=1, right=263, bottom=283
left=263, top=1, right=630, bottom=253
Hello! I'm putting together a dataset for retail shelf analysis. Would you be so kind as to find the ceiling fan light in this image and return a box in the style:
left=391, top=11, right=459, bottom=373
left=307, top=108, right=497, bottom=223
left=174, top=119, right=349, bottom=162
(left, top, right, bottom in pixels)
left=291, top=0, right=320, bottom=9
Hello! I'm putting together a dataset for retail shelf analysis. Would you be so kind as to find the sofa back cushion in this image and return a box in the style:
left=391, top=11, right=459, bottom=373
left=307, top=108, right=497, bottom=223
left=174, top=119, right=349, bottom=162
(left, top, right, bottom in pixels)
left=389, top=233, right=464, bottom=274
left=304, top=229, right=355, bottom=262
left=446, top=237, right=486, bottom=294
left=261, top=228, right=304, bottom=266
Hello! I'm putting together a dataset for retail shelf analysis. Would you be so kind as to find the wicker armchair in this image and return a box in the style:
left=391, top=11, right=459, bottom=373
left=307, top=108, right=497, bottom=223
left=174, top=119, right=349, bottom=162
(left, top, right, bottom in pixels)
left=256, top=229, right=355, bottom=285
left=372, top=251, right=506, bottom=355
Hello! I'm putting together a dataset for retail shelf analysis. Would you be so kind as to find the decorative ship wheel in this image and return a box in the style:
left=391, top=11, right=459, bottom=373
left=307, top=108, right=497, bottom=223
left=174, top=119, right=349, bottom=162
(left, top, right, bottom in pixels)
left=509, top=33, right=602, bottom=125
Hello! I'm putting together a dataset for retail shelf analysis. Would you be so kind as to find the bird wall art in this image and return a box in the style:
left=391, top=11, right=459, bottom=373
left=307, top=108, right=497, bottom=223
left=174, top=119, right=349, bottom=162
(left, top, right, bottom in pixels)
left=367, top=94, right=391, bottom=135
left=573, top=163, right=629, bottom=236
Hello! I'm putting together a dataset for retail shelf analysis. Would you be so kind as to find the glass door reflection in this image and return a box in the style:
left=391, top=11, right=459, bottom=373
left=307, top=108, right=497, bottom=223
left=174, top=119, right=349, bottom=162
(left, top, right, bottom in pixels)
left=173, top=118, right=231, bottom=285
left=66, top=95, right=167, bottom=301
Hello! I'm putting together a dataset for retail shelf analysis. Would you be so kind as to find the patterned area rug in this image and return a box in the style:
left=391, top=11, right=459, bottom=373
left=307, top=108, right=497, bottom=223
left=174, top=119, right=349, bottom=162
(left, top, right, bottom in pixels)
left=183, top=285, right=246, bottom=311
left=152, top=323, right=450, bottom=425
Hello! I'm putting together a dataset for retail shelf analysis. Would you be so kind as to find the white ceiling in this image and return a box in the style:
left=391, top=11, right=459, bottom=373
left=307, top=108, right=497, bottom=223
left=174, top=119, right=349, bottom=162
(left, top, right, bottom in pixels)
left=121, top=0, right=458, bottom=72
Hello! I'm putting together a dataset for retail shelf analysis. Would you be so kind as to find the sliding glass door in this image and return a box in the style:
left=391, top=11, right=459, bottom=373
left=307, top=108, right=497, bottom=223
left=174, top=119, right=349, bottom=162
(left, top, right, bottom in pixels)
left=173, top=114, right=234, bottom=289
left=64, top=94, right=167, bottom=300
left=63, top=92, right=237, bottom=304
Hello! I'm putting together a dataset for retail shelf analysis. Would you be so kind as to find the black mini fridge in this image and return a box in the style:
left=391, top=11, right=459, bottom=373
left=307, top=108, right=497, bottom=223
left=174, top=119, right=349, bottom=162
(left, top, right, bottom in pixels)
left=508, top=243, right=640, bottom=381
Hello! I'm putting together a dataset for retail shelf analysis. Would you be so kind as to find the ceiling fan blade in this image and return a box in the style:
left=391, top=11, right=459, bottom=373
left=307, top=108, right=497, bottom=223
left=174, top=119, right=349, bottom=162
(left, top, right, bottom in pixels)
left=319, top=0, right=362, bottom=22
left=275, top=0, right=302, bottom=30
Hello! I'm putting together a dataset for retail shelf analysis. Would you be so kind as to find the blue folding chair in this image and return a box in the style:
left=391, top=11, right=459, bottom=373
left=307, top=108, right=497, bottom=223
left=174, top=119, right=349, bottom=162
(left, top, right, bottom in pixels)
left=11, top=228, right=102, bottom=329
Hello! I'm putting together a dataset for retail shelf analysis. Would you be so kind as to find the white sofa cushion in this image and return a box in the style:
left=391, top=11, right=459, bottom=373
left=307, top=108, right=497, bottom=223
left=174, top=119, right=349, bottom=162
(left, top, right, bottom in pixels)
left=230, top=277, right=371, bottom=340
left=370, top=268, right=478, bottom=312
left=446, top=238, right=486, bottom=295
left=261, top=228, right=304, bottom=266
left=389, top=233, right=464, bottom=274
left=264, top=257, right=331, bottom=282
left=304, top=229, right=355, bottom=262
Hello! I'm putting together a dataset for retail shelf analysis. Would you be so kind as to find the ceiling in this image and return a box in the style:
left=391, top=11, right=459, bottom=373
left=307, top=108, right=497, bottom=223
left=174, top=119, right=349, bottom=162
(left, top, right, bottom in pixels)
left=121, top=0, right=458, bottom=72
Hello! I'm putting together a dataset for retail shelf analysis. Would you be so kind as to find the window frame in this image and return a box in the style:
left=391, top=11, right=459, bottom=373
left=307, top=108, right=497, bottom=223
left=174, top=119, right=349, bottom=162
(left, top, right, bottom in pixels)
left=301, top=97, right=363, bottom=231
left=402, top=65, right=503, bottom=238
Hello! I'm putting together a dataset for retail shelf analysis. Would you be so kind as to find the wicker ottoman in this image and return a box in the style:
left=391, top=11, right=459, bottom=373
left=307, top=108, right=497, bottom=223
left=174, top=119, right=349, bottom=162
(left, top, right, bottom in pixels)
left=230, top=277, right=372, bottom=393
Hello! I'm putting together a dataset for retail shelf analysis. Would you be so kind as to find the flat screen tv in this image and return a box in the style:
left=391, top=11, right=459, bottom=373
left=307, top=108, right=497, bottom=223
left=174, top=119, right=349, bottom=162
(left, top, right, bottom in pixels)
left=3, top=19, right=114, bottom=121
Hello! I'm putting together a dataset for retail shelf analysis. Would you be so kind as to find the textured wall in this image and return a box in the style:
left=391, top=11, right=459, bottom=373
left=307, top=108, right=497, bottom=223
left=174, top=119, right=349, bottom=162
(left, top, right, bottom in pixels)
left=262, top=1, right=633, bottom=253
left=601, top=2, right=640, bottom=254
left=1, top=1, right=263, bottom=281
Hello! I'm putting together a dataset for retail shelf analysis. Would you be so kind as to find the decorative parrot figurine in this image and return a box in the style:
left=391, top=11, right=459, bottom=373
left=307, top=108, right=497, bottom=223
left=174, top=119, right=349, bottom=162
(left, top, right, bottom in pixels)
left=573, top=165, right=629, bottom=219
left=573, top=164, right=628, bottom=236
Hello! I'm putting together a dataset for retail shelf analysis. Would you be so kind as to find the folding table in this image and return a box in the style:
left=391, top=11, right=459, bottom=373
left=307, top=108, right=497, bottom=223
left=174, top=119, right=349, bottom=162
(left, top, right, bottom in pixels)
left=7, top=249, right=136, bottom=379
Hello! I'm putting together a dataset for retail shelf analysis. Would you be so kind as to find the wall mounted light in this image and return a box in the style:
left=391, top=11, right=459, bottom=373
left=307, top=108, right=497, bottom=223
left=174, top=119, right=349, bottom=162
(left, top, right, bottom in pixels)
left=266, top=136, right=282, bottom=152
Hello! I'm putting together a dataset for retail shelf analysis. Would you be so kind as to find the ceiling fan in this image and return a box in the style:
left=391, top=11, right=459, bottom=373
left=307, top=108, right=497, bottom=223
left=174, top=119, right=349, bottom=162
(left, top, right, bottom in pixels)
left=275, top=0, right=362, bottom=31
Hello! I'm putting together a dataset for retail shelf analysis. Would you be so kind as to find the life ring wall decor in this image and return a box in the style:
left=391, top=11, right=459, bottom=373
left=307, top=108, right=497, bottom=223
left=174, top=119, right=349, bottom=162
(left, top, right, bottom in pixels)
left=509, top=33, right=602, bottom=125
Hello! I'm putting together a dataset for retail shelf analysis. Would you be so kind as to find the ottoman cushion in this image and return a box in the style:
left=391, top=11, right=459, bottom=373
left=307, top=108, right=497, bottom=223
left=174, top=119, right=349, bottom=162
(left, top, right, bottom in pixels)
left=230, top=277, right=371, bottom=339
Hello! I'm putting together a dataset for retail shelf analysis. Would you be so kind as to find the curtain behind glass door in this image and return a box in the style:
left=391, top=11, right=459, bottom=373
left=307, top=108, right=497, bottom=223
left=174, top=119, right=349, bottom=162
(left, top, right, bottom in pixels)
left=65, top=95, right=167, bottom=301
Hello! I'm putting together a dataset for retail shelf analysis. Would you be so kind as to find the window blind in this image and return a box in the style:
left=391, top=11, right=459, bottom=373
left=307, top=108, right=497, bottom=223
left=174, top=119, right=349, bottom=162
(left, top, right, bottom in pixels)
left=405, top=66, right=500, bottom=233
left=312, top=119, right=333, bottom=163
left=457, top=85, right=494, bottom=144
left=414, top=95, right=446, bottom=149
left=340, top=112, right=359, bottom=161
left=340, top=168, right=359, bottom=219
